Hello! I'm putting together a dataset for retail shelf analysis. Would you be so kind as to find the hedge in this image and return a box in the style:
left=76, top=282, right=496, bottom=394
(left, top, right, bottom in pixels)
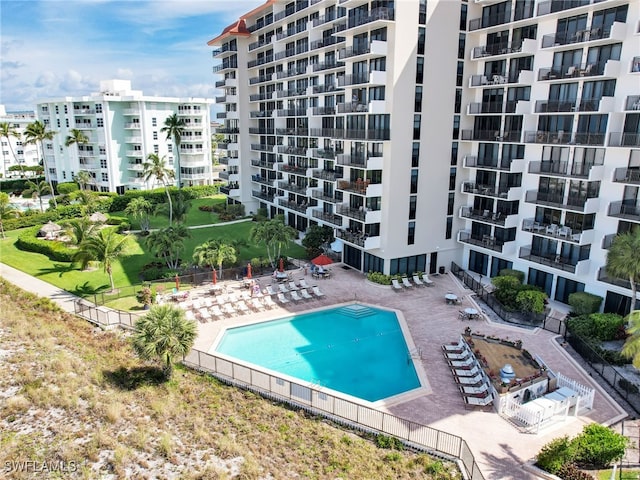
left=15, top=226, right=76, bottom=262
left=568, top=291, right=603, bottom=315
left=108, top=184, right=221, bottom=212
left=0, top=176, right=46, bottom=193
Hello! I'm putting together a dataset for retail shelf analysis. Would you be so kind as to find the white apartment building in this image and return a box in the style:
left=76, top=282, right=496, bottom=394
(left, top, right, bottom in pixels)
left=0, top=106, right=39, bottom=178
left=36, top=80, right=214, bottom=194
left=210, top=0, right=640, bottom=313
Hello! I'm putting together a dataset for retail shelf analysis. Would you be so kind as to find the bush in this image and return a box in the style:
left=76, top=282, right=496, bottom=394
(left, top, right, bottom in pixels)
left=15, top=226, right=76, bottom=262
left=56, top=182, right=79, bottom=194
left=499, top=268, right=525, bottom=283
left=367, top=271, right=391, bottom=285
left=556, top=463, right=594, bottom=480
left=0, top=176, right=45, bottom=193
left=568, top=292, right=603, bottom=315
left=571, top=424, right=627, bottom=469
left=618, top=377, right=640, bottom=394
left=375, top=434, right=404, bottom=450
left=590, top=313, right=624, bottom=342
left=516, top=289, right=547, bottom=314
left=536, top=436, right=575, bottom=474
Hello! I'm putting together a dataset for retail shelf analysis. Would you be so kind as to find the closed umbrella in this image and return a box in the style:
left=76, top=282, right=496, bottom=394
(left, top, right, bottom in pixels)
left=246, top=263, right=252, bottom=279
left=279, top=258, right=284, bottom=272
left=311, top=254, right=333, bottom=266
left=212, top=268, right=217, bottom=285
left=175, top=274, right=180, bottom=291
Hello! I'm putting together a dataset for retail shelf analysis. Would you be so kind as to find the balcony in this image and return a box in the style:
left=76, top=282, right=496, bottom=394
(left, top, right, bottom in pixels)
left=461, top=182, right=521, bottom=201
left=312, top=169, right=340, bottom=181
left=598, top=267, right=633, bottom=290
left=312, top=10, right=345, bottom=28
left=220, top=184, right=239, bottom=195
left=521, top=219, right=590, bottom=244
left=277, top=88, right=307, bottom=99
left=277, top=198, right=309, bottom=213
left=126, top=150, right=143, bottom=157
left=249, top=127, right=275, bottom=135
left=310, top=148, right=340, bottom=159
left=523, top=130, right=571, bottom=145
left=528, top=161, right=603, bottom=180
left=541, top=22, right=625, bottom=48
left=75, top=123, right=95, bottom=129
left=519, top=247, right=583, bottom=274
left=613, top=168, right=640, bottom=185
left=211, top=44, right=237, bottom=57
left=277, top=181, right=308, bottom=194
left=463, top=155, right=525, bottom=172
left=251, top=143, right=275, bottom=152
left=526, top=190, right=599, bottom=213
left=311, top=190, right=340, bottom=203
left=467, top=101, right=507, bottom=115
left=538, top=60, right=614, bottom=81
left=247, top=56, right=274, bottom=69
left=277, top=145, right=307, bottom=156
left=460, top=130, right=522, bottom=142
left=252, top=190, right=274, bottom=203
left=335, top=229, right=380, bottom=250
left=275, top=108, right=307, bottom=117
left=212, top=62, right=237, bottom=73
left=534, top=100, right=576, bottom=113
left=625, top=95, right=640, bottom=112
left=537, top=0, right=596, bottom=16
left=338, top=70, right=386, bottom=87
left=216, top=127, right=240, bottom=134
left=457, top=230, right=505, bottom=253
left=309, top=128, right=339, bottom=138
left=250, top=159, right=276, bottom=168
left=337, top=179, right=371, bottom=195
left=313, top=84, right=339, bottom=94
left=276, top=67, right=308, bottom=79
left=609, top=133, right=640, bottom=148
left=312, top=106, right=336, bottom=115
left=312, top=61, right=345, bottom=73
left=311, top=209, right=343, bottom=226
left=279, top=163, right=310, bottom=175
left=471, top=41, right=528, bottom=59
left=459, top=206, right=508, bottom=227
left=601, top=234, right=616, bottom=250
left=248, top=38, right=271, bottom=52
left=310, top=36, right=345, bottom=50
left=345, top=7, right=394, bottom=31
left=338, top=40, right=387, bottom=60
left=275, top=23, right=308, bottom=41
left=276, top=128, right=309, bottom=136
left=337, top=102, right=369, bottom=114
left=608, top=201, right=640, bottom=222
left=251, top=175, right=275, bottom=186
left=125, top=136, right=142, bottom=143
left=249, top=74, right=273, bottom=85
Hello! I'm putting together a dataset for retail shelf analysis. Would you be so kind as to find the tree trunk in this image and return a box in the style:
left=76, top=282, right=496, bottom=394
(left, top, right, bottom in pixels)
left=164, top=186, right=173, bottom=226
left=108, top=267, right=115, bottom=292
left=40, top=141, right=57, bottom=208
left=175, top=146, right=182, bottom=189
left=631, top=278, right=637, bottom=311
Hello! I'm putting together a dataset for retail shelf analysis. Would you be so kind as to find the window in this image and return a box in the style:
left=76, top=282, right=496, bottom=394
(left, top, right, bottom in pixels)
left=153, top=132, right=158, bottom=140
left=101, top=172, right=109, bottom=181
left=460, top=4, right=468, bottom=31
left=453, top=115, right=460, bottom=139
left=456, top=61, right=464, bottom=87
left=451, top=142, right=459, bottom=166
left=152, top=117, right=157, bottom=127
left=416, top=57, right=424, bottom=84
left=96, top=118, right=103, bottom=127
left=458, top=33, right=466, bottom=59
left=445, top=217, right=453, bottom=239
left=95, top=104, right=102, bottom=113
left=154, top=145, right=159, bottom=153
left=418, top=27, right=425, bottom=55
left=447, top=192, right=455, bottom=215
left=414, top=87, right=423, bottom=112
left=413, top=115, right=421, bottom=140
left=412, top=142, right=420, bottom=167
left=410, top=169, right=418, bottom=194
left=449, top=169, right=457, bottom=191
left=408, top=222, right=415, bottom=245
left=409, top=196, right=417, bottom=219
left=100, top=159, right=107, bottom=168
left=455, top=89, right=462, bottom=114
left=555, top=277, right=584, bottom=304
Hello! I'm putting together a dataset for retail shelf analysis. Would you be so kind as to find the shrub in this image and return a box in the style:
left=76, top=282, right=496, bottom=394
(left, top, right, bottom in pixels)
left=15, top=226, right=75, bottom=262
left=536, top=436, right=575, bottom=474
left=556, top=463, right=594, bottom=480
left=516, top=289, right=547, bottom=314
left=366, top=271, right=391, bottom=285
left=56, top=182, right=79, bottom=194
left=571, top=424, right=627, bottom=469
left=498, top=268, right=525, bottom=283
left=136, top=287, right=154, bottom=306
left=568, top=292, right=603, bottom=315
left=566, top=315, right=595, bottom=338
left=618, top=377, right=640, bottom=394
left=590, top=313, right=624, bottom=342
left=375, top=434, right=404, bottom=450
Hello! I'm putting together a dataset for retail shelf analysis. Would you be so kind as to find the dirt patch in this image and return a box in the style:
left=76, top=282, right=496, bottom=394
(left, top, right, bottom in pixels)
left=472, top=338, right=540, bottom=379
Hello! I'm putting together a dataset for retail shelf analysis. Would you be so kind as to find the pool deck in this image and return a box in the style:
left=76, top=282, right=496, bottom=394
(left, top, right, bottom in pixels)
left=192, top=265, right=628, bottom=480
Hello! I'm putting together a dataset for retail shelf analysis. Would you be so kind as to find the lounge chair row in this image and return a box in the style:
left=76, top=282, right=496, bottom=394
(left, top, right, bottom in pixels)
left=391, top=274, right=435, bottom=291
left=275, top=286, right=324, bottom=304
left=185, top=296, right=279, bottom=323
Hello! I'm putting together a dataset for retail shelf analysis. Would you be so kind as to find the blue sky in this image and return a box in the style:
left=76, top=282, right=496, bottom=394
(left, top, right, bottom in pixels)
left=1, top=0, right=264, bottom=111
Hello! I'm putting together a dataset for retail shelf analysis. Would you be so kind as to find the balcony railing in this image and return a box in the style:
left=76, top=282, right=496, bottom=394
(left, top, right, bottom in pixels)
left=335, top=229, right=365, bottom=248
left=276, top=128, right=309, bottom=136
left=279, top=163, right=309, bottom=175
left=459, top=207, right=507, bottom=226
left=541, top=25, right=615, bottom=48
left=625, top=95, right=640, bottom=111
left=252, top=190, right=275, bottom=202
left=538, top=0, right=597, bottom=17
left=277, top=145, right=307, bottom=155
left=277, top=88, right=307, bottom=99
left=251, top=175, right=275, bottom=186
left=277, top=199, right=309, bottom=213
left=519, top=247, right=578, bottom=273
left=336, top=153, right=366, bottom=167
left=311, top=148, right=340, bottom=159
left=613, top=168, right=640, bottom=184
left=521, top=218, right=584, bottom=243
left=598, top=267, right=632, bottom=289
left=609, top=133, right=640, bottom=148
left=337, top=102, right=369, bottom=113
left=458, top=231, right=504, bottom=252
left=471, top=41, right=524, bottom=59
left=275, top=23, right=308, bottom=41
left=277, top=181, right=308, bottom=194
left=311, top=36, right=344, bottom=50
left=608, top=201, right=640, bottom=221
left=460, top=130, right=522, bottom=142
left=523, top=131, right=572, bottom=145
left=534, top=100, right=576, bottom=113
left=526, top=190, right=594, bottom=212
left=538, top=61, right=606, bottom=81
left=249, top=74, right=273, bottom=85
left=337, top=179, right=372, bottom=195
left=312, top=209, right=343, bottom=226
left=311, top=190, right=340, bottom=203
left=251, top=143, right=275, bottom=152
left=313, top=61, right=345, bottom=72
left=249, top=127, right=275, bottom=135
left=313, top=84, right=339, bottom=94
left=312, top=169, right=340, bottom=181
left=347, top=7, right=394, bottom=29
left=602, top=234, right=616, bottom=250
left=461, top=183, right=515, bottom=199
left=250, top=159, right=276, bottom=168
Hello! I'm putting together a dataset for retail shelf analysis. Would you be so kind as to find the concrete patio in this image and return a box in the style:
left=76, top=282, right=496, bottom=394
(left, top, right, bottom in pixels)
left=191, top=264, right=628, bottom=480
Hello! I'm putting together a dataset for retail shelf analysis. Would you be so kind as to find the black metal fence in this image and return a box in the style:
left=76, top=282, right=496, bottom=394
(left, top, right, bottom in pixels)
left=451, top=262, right=546, bottom=327
left=565, top=333, right=640, bottom=416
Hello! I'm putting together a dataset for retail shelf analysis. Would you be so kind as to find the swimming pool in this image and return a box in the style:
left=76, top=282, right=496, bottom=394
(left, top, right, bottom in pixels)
left=215, top=304, right=421, bottom=402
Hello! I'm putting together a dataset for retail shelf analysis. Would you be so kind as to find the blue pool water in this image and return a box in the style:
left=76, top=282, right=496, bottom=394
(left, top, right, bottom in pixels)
left=215, top=304, right=420, bottom=402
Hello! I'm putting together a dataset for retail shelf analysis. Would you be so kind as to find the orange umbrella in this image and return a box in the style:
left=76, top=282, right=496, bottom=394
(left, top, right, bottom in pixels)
left=175, top=274, right=180, bottom=291
left=246, top=263, right=252, bottom=279
left=311, top=254, right=333, bottom=266
left=212, top=268, right=217, bottom=284
left=279, top=258, right=284, bottom=272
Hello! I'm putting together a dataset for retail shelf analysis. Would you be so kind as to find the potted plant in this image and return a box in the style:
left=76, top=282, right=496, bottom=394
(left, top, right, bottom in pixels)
left=136, top=286, right=153, bottom=310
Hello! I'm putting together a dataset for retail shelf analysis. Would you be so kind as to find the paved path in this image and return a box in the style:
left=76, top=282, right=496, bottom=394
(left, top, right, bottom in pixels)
left=0, top=261, right=629, bottom=479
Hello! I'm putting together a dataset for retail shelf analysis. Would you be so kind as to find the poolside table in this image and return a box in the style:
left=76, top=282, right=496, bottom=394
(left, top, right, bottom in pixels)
left=464, top=307, right=479, bottom=319
left=445, top=293, right=458, bottom=305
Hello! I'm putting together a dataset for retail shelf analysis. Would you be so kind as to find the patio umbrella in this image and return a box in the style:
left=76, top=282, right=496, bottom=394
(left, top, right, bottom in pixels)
left=212, top=268, right=217, bottom=285
left=311, top=254, right=333, bottom=266
left=175, top=274, right=180, bottom=291
left=279, top=258, right=284, bottom=272
left=246, top=263, right=252, bottom=279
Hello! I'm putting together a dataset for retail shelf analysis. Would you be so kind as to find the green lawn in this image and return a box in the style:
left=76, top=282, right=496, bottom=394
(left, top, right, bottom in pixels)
left=0, top=220, right=306, bottom=298
left=115, top=195, right=227, bottom=230
left=597, top=468, right=640, bottom=479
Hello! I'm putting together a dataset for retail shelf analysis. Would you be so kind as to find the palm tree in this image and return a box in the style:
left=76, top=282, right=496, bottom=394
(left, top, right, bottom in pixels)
left=74, top=229, right=129, bottom=292
left=65, top=217, right=96, bottom=245
left=142, top=153, right=175, bottom=225
left=0, top=192, right=20, bottom=238
left=622, top=311, right=640, bottom=368
left=74, top=170, right=93, bottom=191
left=24, top=120, right=58, bottom=208
left=132, top=304, right=197, bottom=379
left=125, top=197, right=153, bottom=232
left=24, top=179, right=51, bottom=213
left=145, top=224, right=190, bottom=270
left=0, top=122, right=23, bottom=177
left=161, top=113, right=186, bottom=189
left=73, top=189, right=98, bottom=216
left=193, top=240, right=236, bottom=279
left=606, top=229, right=640, bottom=311
left=154, top=191, right=191, bottom=224
left=249, top=215, right=297, bottom=268
left=64, top=129, right=90, bottom=162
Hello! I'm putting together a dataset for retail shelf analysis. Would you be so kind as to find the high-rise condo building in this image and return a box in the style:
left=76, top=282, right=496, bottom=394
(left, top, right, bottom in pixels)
left=209, top=0, right=640, bottom=314
left=0, top=106, right=39, bottom=178
left=36, top=79, right=214, bottom=193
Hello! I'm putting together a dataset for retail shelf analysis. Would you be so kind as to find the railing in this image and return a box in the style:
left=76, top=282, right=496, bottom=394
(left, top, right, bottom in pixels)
left=346, top=7, right=394, bottom=29
left=457, top=231, right=504, bottom=253
left=613, top=168, right=640, bottom=184
left=541, top=25, right=612, bottom=48
left=311, top=190, right=340, bottom=203
left=609, top=133, right=640, bottom=147
left=311, top=209, right=343, bottom=226
left=608, top=201, right=640, bottom=221
left=519, top=247, right=578, bottom=273
left=252, top=190, right=274, bottom=202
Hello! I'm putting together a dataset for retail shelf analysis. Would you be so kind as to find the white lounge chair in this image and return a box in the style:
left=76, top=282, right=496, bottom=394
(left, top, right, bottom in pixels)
left=265, top=285, right=278, bottom=296
left=442, top=339, right=466, bottom=352
left=445, top=351, right=471, bottom=361
left=210, top=305, right=223, bottom=318
left=300, top=288, right=313, bottom=300
left=454, top=365, right=481, bottom=377
left=391, top=279, right=404, bottom=291
left=277, top=292, right=290, bottom=304
left=288, top=281, right=299, bottom=291
left=251, top=298, right=265, bottom=311
left=464, top=395, right=494, bottom=408
left=199, top=308, right=212, bottom=322
left=412, top=275, right=424, bottom=286
left=236, top=301, right=250, bottom=315
left=185, top=310, right=196, bottom=322
left=222, top=303, right=236, bottom=316
left=299, top=279, right=310, bottom=289
left=290, top=290, right=302, bottom=302
left=279, top=284, right=289, bottom=294
left=421, top=274, right=434, bottom=286
left=312, top=286, right=325, bottom=297
left=448, top=357, right=475, bottom=368
left=460, top=383, right=490, bottom=395
left=456, top=374, right=485, bottom=386
left=402, top=277, right=413, bottom=288
left=262, top=296, right=276, bottom=309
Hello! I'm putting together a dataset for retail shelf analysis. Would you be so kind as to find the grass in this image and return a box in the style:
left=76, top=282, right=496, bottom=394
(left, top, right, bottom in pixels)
left=0, top=280, right=461, bottom=479
left=0, top=218, right=306, bottom=297
left=597, top=468, right=640, bottom=479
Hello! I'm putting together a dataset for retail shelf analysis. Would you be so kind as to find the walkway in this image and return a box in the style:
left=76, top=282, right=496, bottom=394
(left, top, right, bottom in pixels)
left=0, top=262, right=628, bottom=479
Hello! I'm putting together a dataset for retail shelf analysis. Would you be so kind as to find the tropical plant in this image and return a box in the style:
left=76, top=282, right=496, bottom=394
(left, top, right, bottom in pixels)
left=606, top=229, right=640, bottom=311
left=302, top=224, right=335, bottom=258
left=132, top=304, right=197, bottom=379
left=192, top=239, right=236, bottom=279
left=74, top=169, right=94, bottom=191
left=24, top=120, right=57, bottom=208
left=72, top=189, right=98, bottom=215
left=568, top=291, right=603, bottom=316
left=249, top=215, right=297, bottom=268
left=136, top=286, right=154, bottom=308
left=125, top=196, right=153, bottom=232
left=622, top=310, right=640, bottom=368
left=0, top=192, right=20, bottom=238
left=516, top=290, right=547, bottom=314
left=145, top=224, right=190, bottom=270
left=160, top=113, right=185, bottom=188
left=73, top=229, right=129, bottom=291
left=65, top=217, right=96, bottom=245
left=211, top=132, right=225, bottom=165
left=64, top=128, right=89, bottom=160
left=0, top=121, right=23, bottom=176
left=154, top=191, right=191, bottom=224
left=23, top=179, right=52, bottom=213
left=142, top=153, right=175, bottom=225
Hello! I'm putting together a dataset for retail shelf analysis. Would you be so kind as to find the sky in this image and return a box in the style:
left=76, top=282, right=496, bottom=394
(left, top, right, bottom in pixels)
left=1, top=0, right=265, bottom=112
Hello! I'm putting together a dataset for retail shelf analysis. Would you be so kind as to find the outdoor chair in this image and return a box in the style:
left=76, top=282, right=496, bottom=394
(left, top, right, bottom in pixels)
left=442, top=340, right=466, bottom=352
left=459, top=383, right=490, bottom=395
left=279, top=284, right=289, bottom=294
left=290, top=290, right=303, bottom=303
left=299, top=279, right=310, bottom=289
left=448, top=356, right=475, bottom=368
left=454, top=365, right=481, bottom=378
left=412, top=275, right=424, bottom=286
left=262, top=296, right=276, bottom=309
left=288, top=281, right=300, bottom=291
left=402, top=277, right=413, bottom=288
left=391, top=279, right=404, bottom=291
left=455, top=374, right=485, bottom=386
left=300, top=288, right=313, bottom=300
left=312, top=286, right=325, bottom=297
left=277, top=292, right=290, bottom=304
left=421, top=274, right=434, bottom=286
left=265, top=285, right=278, bottom=296
left=464, top=395, right=494, bottom=409
left=445, top=350, right=471, bottom=361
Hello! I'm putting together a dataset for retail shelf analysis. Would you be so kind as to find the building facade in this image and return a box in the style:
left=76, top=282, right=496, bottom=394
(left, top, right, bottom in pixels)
left=0, top=106, right=39, bottom=178
left=36, top=80, right=214, bottom=193
left=210, top=0, right=640, bottom=312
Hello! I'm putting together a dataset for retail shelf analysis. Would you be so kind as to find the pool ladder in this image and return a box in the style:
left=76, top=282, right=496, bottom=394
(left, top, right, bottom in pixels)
left=407, top=348, right=423, bottom=361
